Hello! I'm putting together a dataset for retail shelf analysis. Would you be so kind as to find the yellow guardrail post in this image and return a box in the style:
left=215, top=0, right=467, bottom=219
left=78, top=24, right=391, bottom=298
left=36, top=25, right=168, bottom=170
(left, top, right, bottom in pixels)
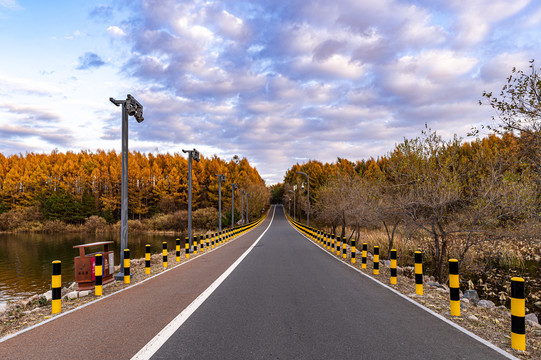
left=162, top=242, right=168, bottom=268
left=415, top=251, right=423, bottom=295
left=95, top=254, right=103, bottom=295
left=362, top=243, right=367, bottom=269
left=145, top=244, right=151, bottom=274
left=511, top=277, right=526, bottom=351
left=390, top=249, right=397, bottom=284
left=124, top=249, right=130, bottom=284
left=351, top=238, right=356, bottom=264
left=176, top=239, right=181, bottom=262
left=373, top=246, right=379, bottom=275
left=51, top=260, right=61, bottom=314
left=449, top=259, right=460, bottom=316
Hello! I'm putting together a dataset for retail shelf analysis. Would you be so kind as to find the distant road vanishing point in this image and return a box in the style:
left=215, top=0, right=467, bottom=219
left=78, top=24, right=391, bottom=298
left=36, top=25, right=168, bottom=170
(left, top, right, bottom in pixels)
left=0, top=205, right=514, bottom=360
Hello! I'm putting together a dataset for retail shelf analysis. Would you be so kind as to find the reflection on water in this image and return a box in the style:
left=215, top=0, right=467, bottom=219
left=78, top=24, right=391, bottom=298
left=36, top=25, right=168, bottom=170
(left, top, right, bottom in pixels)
left=0, top=232, right=185, bottom=307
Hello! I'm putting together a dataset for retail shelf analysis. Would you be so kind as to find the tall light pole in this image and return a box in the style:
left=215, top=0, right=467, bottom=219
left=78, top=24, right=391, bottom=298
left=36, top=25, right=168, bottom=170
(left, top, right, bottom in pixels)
left=110, top=94, right=144, bottom=279
left=246, top=193, right=249, bottom=223
left=231, top=183, right=237, bottom=228
left=216, top=174, right=225, bottom=231
left=288, top=189, right=296, bottom=221
left=182, top=148, right=200, bottom=252
left=296, top=171, right=310, bottom=226
left=240, top=189, right=245, bottom=225
left=284, top=195, right=291, bottom=216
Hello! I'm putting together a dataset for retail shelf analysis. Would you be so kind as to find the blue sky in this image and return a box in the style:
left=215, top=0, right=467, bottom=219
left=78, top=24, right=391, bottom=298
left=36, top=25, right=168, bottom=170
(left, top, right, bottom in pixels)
left=1, top=0, right=541, bottom=184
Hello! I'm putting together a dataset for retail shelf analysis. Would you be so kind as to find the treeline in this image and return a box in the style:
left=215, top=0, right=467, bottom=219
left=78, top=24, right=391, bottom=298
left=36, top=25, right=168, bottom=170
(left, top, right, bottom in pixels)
left=283, top=130, right=539, bottom=281
left=0, top=150, right=269, bottom=230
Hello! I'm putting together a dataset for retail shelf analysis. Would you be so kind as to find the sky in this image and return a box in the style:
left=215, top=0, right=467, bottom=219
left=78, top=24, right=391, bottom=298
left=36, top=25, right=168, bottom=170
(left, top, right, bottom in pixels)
left=1, top=0, right=541, bottom=184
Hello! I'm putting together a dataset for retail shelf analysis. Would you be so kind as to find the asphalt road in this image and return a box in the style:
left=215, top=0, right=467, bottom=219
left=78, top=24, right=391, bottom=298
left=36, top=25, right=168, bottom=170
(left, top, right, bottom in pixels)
left=150, top=206, right=512, bottom=360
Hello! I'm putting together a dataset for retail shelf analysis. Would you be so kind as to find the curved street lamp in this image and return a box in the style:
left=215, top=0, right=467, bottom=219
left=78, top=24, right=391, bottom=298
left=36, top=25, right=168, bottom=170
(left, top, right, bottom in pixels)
left=110, top=94, right=144, bottom=279
left=296, top=171, right=310, bottom=226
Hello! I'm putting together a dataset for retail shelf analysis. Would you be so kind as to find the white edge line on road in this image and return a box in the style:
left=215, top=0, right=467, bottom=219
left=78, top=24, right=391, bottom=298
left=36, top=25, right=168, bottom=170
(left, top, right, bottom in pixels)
left=0, top=209, right=272, bottom=344
left=286, top=213, right=518, bottom=360
left=130, top=205, right=276, bottom=360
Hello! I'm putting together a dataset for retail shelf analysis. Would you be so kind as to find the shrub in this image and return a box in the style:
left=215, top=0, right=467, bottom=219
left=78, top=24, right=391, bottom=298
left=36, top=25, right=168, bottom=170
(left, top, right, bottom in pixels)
left=42, top=220, right=68, bottom=233
left=84, top=216, right=108, bottom=233
left=148, top=210, right=188, bottom=232
left=193, top=207, right=218, bottom=230
left=0, top=210, right=25, bottom=231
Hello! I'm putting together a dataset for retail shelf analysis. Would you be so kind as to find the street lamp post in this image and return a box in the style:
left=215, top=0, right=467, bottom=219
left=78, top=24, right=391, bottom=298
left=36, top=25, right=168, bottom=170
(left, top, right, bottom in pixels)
left=284, top=195, right=291, bottom=216
left=288, top=189, right=296, bottom=221
left=231, top=183, right=237, bottom=228
left=246, top=193, right=249, bottom=223
left=110, top=94, right=144, bottom=280
left=240, top=190, right=245, bottom=225
left=182, top=148, right=200, bottom=252
left=296, top=171, right=310, bottom=226
left=216, top=174, right=225, bottom=231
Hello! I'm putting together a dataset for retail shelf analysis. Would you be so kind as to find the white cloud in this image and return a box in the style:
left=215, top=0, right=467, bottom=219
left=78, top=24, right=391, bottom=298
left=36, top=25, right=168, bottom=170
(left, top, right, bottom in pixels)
left=107, top=26, right=126, bottom=37
left=449, top=0, right=530, bottom=47
left=0, top=0, right=22, bottom=10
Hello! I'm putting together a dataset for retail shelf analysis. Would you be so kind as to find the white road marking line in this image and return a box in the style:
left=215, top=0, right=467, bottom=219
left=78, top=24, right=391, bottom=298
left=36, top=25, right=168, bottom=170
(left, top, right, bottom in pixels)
left=131, top=206, right=276, bottom=360
left=0, top=210, right=270, bottom=344
left=286, top=211, right=518, bottom=360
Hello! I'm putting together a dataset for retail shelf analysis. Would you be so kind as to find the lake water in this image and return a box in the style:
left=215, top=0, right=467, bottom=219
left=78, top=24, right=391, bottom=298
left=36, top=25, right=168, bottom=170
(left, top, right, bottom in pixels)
left=0, top=232, right=186, bottom=308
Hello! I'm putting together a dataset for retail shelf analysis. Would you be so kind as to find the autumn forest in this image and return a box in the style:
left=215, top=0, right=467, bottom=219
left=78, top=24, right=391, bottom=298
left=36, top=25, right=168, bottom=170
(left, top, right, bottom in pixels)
left=0, top=150, right=270, bottom=232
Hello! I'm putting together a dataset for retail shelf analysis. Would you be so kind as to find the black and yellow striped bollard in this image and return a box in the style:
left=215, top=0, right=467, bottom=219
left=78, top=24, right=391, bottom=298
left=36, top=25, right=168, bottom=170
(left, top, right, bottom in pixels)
left=351, top=238, right=356, bottom=264
left=373, top=246, right=380, bottom=275
left=331, top=235, right=336, bottom=254
left=342, top=237, right=347, bottom=259
left=206, top=234, right=210, bottom=251
left=95, top=254, right=103, bottom=295
left=211, top=233, right=215, bottom=249
left=51, top=260, right=61, bottom=314
left=193, top=235, right=198, bottom=255
left=176, top=239, right=181, bottom=262
left=162, top=242, right=168, bottom=268
left=185, top=237, right=190, bottom=259
left=124, top=249, right=130, bottom=284
left=200, top=235, right=204, bottom=252
left=362, top=243, right=367, bottom=269
left=390, top=249, right=397, bottom=284
left=414, top=251, right=423, bottom=295
left=336, top=236, right=341, bottom=257
left=511, top=277, right=526, bottom=351
left=449, top=259, right=460, bottom=316
left=145, top=244, right=151, bottom=274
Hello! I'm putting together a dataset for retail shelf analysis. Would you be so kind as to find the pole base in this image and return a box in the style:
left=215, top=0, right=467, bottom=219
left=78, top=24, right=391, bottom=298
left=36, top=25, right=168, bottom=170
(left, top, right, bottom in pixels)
left=113, top=272, right=125, bottom=281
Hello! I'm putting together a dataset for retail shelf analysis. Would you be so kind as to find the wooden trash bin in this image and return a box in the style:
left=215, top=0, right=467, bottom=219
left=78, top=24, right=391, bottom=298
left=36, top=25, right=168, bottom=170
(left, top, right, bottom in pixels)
left=73, top=241, right=115, bottom=291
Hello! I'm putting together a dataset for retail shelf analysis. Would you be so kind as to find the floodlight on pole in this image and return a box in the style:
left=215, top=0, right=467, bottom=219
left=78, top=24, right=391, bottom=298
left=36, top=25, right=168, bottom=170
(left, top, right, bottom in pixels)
left=216, top=174, right=225, bottom=231
left=182, top=148, right=200, bottom=252
left=296, top=171, right=310, bottom=226
left=231, top=183, right=237, bottom=228
left=110, top=94, right=144, bottom=280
